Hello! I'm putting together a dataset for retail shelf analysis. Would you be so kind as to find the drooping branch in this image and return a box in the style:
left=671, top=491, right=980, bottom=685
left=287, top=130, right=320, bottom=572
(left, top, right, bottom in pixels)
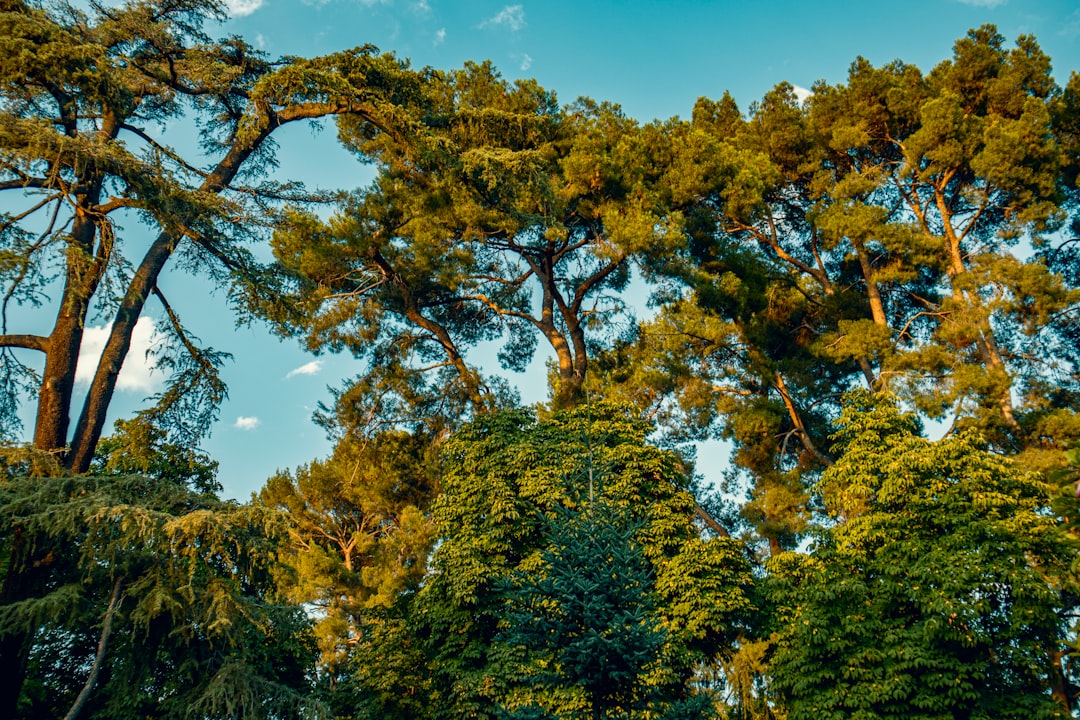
left=62, top=575, right=123, bottom=720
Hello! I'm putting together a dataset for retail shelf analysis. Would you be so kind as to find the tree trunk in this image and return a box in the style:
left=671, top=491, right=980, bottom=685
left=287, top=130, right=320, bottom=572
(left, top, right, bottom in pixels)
left=33, top=209, right=102, bottom=454
left=0, top=630, right=31, bottom=720
left=0, top=531, right=43, bottom=718
left=67, top=97, right=390, bottom=468
left=1048, top=646, right=1072, bottom=715
left=66, top=131, right=267, bottom=472
left=936, top=191, right=1021, bottom=434
left=67, top=232, right=178, bottom=472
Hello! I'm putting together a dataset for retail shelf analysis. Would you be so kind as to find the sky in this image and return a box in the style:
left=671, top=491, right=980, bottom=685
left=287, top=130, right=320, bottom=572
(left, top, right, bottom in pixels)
left=23, top=0, right=1080, bottom=499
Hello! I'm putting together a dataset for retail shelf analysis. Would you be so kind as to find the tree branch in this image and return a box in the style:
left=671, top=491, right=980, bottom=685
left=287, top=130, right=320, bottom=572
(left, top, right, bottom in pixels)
left=0, top=334, right=49, bottom=352
left=63, top=575, right=123, bottom=720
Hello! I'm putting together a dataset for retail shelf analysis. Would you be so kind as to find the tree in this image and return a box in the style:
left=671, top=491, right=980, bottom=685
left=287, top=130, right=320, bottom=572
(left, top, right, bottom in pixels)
left=256, top=429, right=438, bottom=683
left=500, top=499, right=706, bottom=720
left=266, top=61, right=681, bottom=430
left=0, top=0, right=420, bottom=469
left=598, top=26, right=1080, bottom=555
left=351, top=404, right=753, bottom=719
left=0, top=447, right=320, bottom=719
left=767, top=392, right=1079, bottom=719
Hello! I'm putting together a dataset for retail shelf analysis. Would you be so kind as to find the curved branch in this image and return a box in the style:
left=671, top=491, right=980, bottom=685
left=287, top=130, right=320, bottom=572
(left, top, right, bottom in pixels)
left=63, top=575, right=123, bottom=720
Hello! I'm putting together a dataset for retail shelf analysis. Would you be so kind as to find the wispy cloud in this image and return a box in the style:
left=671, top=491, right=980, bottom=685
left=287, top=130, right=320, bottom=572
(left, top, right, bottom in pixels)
left=414, top=0, right=430, bottom=11
left=234, top=416, right=260, bottom=431
left=481, top=4, right=525, bottom=31
left=434, top=27, right=446, bottom=45
left=520, top=53, right=532, bottom=71
left=285, top=359, right=324, bottom=379
left=955, top=0, right=1006, bottom=6
left=76, top=316, right=163, bottom=393
left=224, top=0, right=264, bottom=16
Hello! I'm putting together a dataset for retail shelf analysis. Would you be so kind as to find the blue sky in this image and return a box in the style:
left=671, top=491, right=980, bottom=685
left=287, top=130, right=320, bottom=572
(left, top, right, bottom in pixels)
left=35, top=0, right=1080, bottom=499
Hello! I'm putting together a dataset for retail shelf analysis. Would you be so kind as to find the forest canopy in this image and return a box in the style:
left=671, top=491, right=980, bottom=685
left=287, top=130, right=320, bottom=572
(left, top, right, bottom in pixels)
left=1, top=0, right=1078, bottom=718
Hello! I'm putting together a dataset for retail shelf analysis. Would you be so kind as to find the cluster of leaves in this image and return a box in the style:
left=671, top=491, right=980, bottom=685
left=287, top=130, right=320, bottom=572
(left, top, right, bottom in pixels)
left=334, top=403, right=755, bottom=720
left=256, top=429, right=438, bottom=682
left=765, top=393, right=1079, bottom=719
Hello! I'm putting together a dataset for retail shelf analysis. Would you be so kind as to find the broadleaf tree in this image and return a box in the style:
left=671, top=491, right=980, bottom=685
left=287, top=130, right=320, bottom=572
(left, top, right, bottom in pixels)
left=346, top=404, right=754, bottom=720
left=767, top=392, right=1079, bottom=719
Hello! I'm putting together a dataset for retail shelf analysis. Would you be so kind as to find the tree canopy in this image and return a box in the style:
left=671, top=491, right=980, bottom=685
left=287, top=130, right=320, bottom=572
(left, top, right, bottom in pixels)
left=1, top=15, right=1078, bottom=720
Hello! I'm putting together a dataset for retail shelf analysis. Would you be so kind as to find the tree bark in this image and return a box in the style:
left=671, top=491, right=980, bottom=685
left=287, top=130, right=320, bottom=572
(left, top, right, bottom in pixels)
left=67, top=231, right=178, bottom=472
left=1048, top=646, right=1072, bottom=715
left=0, top=530, right=42, bottom=718
left=935, top=189, right=1021, bottom=434
left=34, top=207, right=102, bottom=453
left=66, top=121, right=270, bottom=471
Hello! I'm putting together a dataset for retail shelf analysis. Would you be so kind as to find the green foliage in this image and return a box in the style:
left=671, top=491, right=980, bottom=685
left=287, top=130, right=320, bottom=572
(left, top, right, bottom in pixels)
left=767, top=392, right=1078, bottom=719
left=4, top=18, right=1078, bottom=720
left=0, top=0, right=426, bottom=473
left=597, top=25, right=1080, bottom=558
left=0, top=469, right=319, bottom=720
left=268, top=62, right=683, bottom=423
left=91, top=417, right=221, bottom=494
left=501, top=499, right=712, bottom=720
left=349, top=403, right=754, bottom=720
left=256, top=430, right=438, bottom=679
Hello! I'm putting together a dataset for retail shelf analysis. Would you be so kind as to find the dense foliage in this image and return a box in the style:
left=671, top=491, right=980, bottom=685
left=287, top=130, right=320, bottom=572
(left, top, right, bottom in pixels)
left=769, top=393, right=1077, bottom=719
left=1, top=3, right=1078, bottom=718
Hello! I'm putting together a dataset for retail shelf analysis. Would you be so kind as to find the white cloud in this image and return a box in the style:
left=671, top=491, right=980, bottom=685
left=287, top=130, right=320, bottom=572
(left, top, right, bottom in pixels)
left=225, top=0, right=264, bottom=16
left=254, top=33, right=268, bottom=49
left=434, top=27, right=446, bottom=45
left=414, top=0, right=430, bottom=11
left=481, top=4, right=525, bottom=31
left=520, top=53, right=532, bottom=71
left=792, top=85, right=812, bottom=104
left=234, top=416, right=261, bottom=431
left=285, top=359, right=324, bottom=379
left=76, top=316, right=163, bottom=393
left=955, top=0, right=1006, bottom=6
left=358, top=0, right=392, bottom=5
